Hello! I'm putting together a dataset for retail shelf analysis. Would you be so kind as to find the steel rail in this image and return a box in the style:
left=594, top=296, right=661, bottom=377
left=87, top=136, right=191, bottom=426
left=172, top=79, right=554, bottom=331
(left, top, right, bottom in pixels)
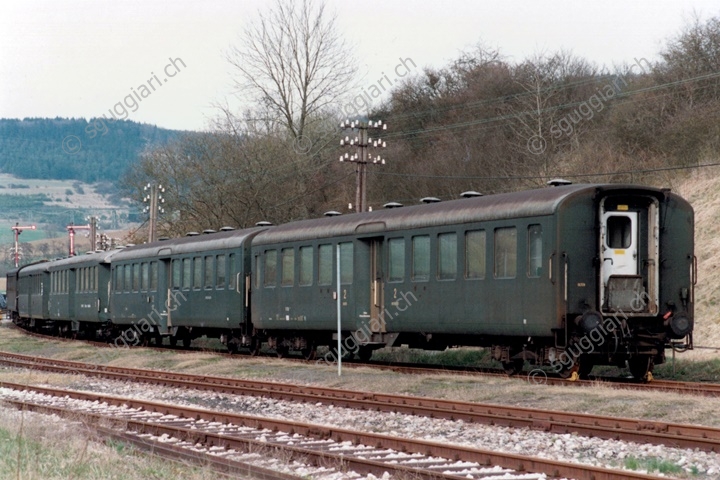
left=0, top=381, right=669, bottom=480
left=1, top=352, right=719, bottom=454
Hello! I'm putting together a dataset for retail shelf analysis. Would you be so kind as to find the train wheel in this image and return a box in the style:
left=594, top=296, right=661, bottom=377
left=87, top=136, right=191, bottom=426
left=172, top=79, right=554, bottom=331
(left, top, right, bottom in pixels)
left=182, top=336, right=191, bottom=348
left=301, top=347, right=317, bottom=360
left=629, top=356, right=654, bottom=382
left=558, top=362, right=580, bottom=381
left=169, top=336, right=177, bottom=347
left=249, top=338, right=261, bottom=356
left=276, top=346, right=289, bottom=358
left=357, top=346, right=373, bottom=362
left=502, top=359, right=524, bottom=376
left=578, top=356, right=595, bottom=380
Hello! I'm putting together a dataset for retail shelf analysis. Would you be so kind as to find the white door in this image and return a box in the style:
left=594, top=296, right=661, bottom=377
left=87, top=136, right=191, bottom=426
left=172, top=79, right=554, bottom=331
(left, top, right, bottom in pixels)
left=601, top=211, right=638, bottom=285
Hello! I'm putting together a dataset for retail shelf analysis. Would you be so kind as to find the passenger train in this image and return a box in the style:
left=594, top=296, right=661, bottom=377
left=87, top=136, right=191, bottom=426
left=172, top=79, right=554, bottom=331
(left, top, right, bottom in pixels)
left=7, top=183, right=695, bottom=380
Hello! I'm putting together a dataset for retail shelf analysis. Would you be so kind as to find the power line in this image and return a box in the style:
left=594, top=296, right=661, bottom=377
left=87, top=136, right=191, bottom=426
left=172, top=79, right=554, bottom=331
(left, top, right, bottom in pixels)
left=370, top=161, right=720, bottom=181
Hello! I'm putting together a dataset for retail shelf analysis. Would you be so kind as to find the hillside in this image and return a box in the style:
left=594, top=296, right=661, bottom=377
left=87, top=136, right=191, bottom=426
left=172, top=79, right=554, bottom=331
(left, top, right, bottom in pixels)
left=0, top=117, right=183, bottom=183
left=677, top=171, right=720, bottom=358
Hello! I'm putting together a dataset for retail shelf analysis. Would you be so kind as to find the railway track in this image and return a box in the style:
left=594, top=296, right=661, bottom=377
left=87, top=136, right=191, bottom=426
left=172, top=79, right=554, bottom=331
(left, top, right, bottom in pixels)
left=10, top=321, right=720, bottom=409
left=1, top=351, right=720, bottom=455
left=9, top=321, right=720, bottom=398
left=0, top=381, right=670, bottom=480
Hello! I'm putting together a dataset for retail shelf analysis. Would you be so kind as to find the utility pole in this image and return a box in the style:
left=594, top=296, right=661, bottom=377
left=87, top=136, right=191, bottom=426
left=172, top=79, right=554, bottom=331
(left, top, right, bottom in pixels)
left=11, top=223, right=36, bottom=268
left=339, top=120, right=387, bottom=213
left=143, top=184, right=165, bottom=243
left=90, top=216, right=97, bottom=251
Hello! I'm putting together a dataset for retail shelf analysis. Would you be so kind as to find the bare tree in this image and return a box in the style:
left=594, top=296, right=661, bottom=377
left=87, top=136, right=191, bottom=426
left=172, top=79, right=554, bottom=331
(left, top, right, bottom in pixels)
left=227, top=0, right=357, bottom=140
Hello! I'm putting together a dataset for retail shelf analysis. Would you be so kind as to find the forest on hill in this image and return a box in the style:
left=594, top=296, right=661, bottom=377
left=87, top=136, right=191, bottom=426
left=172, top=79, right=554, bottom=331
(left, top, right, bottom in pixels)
left=0, top=117, right=182, bottom=183
left=128, top=10, right=720, bottom=239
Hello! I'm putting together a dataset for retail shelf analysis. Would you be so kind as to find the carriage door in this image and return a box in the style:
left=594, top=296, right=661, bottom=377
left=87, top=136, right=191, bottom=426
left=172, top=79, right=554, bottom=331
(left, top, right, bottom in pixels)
left=154, top=257, right=173, bottom=334
left=370, top=240, right=386, bottom=332
left=602, top=211, right=638, bottom=283
left=600, top=205, right=652, bottom=315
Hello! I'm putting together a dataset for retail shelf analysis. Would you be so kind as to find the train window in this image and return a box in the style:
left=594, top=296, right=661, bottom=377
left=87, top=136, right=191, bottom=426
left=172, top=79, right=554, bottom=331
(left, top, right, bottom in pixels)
left=438, top=233, right=457, bottom=280
left=411, top=235, right=430, bottom=282
left=264, top=250, right=277, bottom=287
left=465, top=230, right=486, bottom=279
left=205, top=256, right=214, bottom=288
left=93, top=267, right=97, bottom=292
left=340, top=242, right=353, bottom=285
left=388, top=238, right=405, bottom=282
left=229, top=254, right=237, bottom=290
left=281, top=248, right=294, bottom=286
left=318, top=244, right=332, bottom=286
left=216, top=255, right=226, bottom=289
left=607, top=216, right=631, bottom=248
left=183, top=258, right=192, bottom=290
left=527, top=225, right=543, bottom=278
left=150, top=262, right=158, bottom=291
left=133, top=263, right=140, bottom=291
left=494, top=227, right=517, bottom=279
left=172, top=259, right=181, bottom=289
left=254, top=255, right=261, bottom=290
left=115, top=266, right=123, bottom=292
left=141, top=263, right=149, bottom=291
left=125, top=264, right=132, bottom=292
left=193, top=257, right=202, bottom=289
left=299, top=246, right=313, bottom=286
left=77, top=269, right=82, bottom=292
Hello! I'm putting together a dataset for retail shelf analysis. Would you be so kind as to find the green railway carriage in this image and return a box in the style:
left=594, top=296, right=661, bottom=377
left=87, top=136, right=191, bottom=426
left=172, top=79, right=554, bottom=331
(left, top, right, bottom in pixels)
left=6, top=267, right=20, bottom=315
left=4, top=182, right=694, bottom=380
left=15, top=261, right=50, bottom=326
left=46, top=250, right=120, bottom=335
left=109, top=228, right=263, bottom=347
left=250, top=184, right=694, bottom=378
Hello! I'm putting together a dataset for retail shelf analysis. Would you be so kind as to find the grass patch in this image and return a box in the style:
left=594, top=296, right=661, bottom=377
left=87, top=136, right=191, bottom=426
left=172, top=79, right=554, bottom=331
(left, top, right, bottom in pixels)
left=371, top=346, right=498, bottom=367
left=652, top=357, right=720, bottom=382
left=0, top=409, right=213, bottom=479
left=623, top=455, right=684, bottom=475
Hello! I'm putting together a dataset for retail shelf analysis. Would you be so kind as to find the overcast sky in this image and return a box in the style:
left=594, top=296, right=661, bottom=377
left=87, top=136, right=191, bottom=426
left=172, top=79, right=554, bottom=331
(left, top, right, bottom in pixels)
left=1, top=0, right=718, bottom=132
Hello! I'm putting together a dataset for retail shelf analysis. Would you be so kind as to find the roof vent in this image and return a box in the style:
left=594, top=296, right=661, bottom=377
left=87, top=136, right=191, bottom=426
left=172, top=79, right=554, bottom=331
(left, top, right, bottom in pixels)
left=85, top=251, right=94, bottom=255
left=256, top=221, right=273, bottom=227
left=158, top=237, right=170, bottom=241
left=219, top=226, right=235, bottom=232
left=420, top=197, right=441, bottom=204
left=460, top=191, right=483, bottom=198
left=547, top=178, right=572, bottom=187
left=383, top=202, right=403, bottom=209
left=126, top=243, right=135, bottom=247
left=324, top=211, right=342, bottom=217
left=202, top=229, right=217, bottom=235
left=186, top=232, right=200, bottom=236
